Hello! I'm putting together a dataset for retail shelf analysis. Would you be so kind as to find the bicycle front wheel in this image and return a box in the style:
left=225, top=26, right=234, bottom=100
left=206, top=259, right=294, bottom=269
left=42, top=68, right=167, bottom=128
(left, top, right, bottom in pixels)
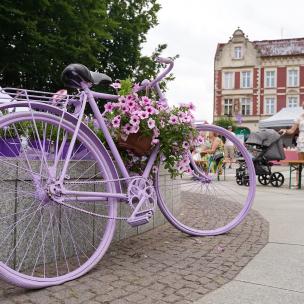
left=155, top=124, right=256, bottom=236
left=0, top=111, right=119, bottom=288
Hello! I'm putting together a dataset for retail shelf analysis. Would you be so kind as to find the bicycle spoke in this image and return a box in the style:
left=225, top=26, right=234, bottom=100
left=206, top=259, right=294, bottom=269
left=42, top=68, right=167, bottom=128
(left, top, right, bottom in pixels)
left=17, top=211, right=44, bottom=272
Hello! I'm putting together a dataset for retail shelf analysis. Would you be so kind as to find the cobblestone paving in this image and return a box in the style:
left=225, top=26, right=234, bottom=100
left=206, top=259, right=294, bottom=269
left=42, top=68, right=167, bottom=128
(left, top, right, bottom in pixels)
left=0, top=199, right=268, bottom=304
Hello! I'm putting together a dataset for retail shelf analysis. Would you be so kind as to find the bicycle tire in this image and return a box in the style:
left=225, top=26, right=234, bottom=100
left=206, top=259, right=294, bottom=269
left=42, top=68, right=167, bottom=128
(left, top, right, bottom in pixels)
left=0, top=111, right=119, bottom=288
left=155, top=124, right=256, bottom=236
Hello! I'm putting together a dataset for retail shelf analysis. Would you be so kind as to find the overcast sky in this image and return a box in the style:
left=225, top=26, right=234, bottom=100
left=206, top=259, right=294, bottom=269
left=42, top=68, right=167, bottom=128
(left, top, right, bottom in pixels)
left=142, top=0, right=304, bottom=122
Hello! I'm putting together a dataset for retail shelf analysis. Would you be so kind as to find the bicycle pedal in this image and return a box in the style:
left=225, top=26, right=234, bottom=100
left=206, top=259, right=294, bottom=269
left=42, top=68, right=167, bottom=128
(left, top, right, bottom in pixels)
left=127, top=211, right=153, bottom=227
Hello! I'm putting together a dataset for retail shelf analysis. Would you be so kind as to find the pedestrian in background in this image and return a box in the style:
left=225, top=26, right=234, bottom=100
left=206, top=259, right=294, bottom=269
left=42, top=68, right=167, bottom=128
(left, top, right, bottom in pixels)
left=279, top=102, right=304, bottom=160
left=224, top=126, right=235, bottom=169
left=279, top=102, right=304, bottom=186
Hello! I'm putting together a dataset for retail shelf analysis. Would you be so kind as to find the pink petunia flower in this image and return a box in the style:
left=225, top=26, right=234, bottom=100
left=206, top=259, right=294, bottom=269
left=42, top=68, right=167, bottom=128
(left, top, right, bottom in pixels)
left=147, top=118, right=155, bottom=129
left=130, top=115, right=140, bottom=126
left=121, top=105, right=129, bottom=113
left=169, top=115, right=179, bottom=125
left=123, top=123, right=132, bottom=135
left=104, top=102, right=114, bottom=112
left=184, top=115, right=193, bottom=123
left=126, top=95, right=134, bottom=101
left=127, top=99, right=136, bottom=109
left=153, top=128, right=160, bottom=137
left=152, top=138, right=159, bottom=145
left=197, top=135, right=204, bottom=145
left=118, top=97, right=127, bottom=106
left=139, top=111, right=149, bottom=119
left=188, top=102, right=195, bottom=110
left=112, top=115, right=121, bottom=128
left=130, top=125, right=139, bottom=134
left=145, top=106, right=156, bottom=115
left=186, top=167, right=193, bottom=174
left=141, top=96, right=152, bottom=106
left=182, top=141, right=189, bottom=149
left=178, top=111, right=186, bottom=123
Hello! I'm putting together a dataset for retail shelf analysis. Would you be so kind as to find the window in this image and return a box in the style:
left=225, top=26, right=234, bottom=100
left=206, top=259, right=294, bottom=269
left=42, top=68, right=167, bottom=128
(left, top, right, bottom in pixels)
left=264, top=97, right=276, bottom=114
left=265, top=70, right=276, bottom=88
left=288, top=69, right=299, bottom=87
left=241, top=98, right=251, bottom=115
left=287, top=96, right=299, bottom=108
left=241, top=71, right=251, bottom=88
left=224, top=99, right=233, bottom=115
left=223, top=72, right=234, bottom=89
left=234, top=47, right=242, bottom=59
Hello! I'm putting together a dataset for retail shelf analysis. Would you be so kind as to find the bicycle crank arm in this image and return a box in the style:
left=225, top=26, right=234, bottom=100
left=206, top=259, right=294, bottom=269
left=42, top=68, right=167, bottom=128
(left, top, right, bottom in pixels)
left=127, top=195, right=154, bottom=227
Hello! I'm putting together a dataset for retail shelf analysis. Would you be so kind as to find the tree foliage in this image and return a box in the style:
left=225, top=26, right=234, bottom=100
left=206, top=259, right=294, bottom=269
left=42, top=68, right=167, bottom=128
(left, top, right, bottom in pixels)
left=0, top=0, right=169, bottom=92
left=214, top=117, right=236, bottom=131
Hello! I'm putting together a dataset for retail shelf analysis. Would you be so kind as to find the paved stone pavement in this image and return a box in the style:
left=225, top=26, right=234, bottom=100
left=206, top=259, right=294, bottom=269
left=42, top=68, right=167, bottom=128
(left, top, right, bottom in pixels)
left=0, top=200, right=268, bottom=304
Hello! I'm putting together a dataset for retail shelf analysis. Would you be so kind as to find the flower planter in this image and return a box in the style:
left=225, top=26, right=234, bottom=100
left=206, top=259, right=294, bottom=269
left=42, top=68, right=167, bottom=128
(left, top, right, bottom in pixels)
left=0, top=138, right=21, bottom=157
left=118, top=133, right=152, bottom=156
left=0, top=139, right=93, bottom=160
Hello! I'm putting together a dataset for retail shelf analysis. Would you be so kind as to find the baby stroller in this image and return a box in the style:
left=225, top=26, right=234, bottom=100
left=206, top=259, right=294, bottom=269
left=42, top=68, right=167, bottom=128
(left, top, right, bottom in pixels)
left=236, top=129, right=286, bottom=187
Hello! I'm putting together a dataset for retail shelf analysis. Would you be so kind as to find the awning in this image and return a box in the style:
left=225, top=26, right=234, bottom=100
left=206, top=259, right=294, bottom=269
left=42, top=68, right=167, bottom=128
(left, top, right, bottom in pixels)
left=259, top=107, right=304, bottom=128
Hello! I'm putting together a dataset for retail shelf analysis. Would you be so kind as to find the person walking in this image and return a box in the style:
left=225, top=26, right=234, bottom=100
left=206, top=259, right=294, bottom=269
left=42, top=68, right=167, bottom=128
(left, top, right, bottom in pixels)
left=224, top=126, right=235, bottom=169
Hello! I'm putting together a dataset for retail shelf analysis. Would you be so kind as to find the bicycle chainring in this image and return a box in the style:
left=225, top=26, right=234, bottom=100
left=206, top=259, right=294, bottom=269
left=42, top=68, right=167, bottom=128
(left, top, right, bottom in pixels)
left=127, top=177, right=157, bottom=213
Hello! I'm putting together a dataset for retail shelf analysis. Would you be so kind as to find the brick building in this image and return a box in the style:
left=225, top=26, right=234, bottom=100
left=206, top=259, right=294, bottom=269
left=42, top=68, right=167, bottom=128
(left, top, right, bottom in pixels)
left=214, top=28, right=304, bottom=130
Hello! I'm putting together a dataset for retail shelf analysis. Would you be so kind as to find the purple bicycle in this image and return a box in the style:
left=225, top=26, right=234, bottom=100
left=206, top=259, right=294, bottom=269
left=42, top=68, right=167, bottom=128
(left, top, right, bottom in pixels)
left=0, top=57, right=255, bottom=288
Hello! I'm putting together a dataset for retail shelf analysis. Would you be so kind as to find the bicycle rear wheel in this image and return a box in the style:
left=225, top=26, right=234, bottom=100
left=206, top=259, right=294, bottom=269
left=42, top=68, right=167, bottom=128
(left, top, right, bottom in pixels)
left=155, top=124, right=256, bottom=236
left=0, top=111, right=119, bottom=288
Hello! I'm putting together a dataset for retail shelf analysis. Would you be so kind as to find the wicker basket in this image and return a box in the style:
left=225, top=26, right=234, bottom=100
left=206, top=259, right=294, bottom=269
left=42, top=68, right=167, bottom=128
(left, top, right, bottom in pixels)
left=118, top=133, right=152, bottom=156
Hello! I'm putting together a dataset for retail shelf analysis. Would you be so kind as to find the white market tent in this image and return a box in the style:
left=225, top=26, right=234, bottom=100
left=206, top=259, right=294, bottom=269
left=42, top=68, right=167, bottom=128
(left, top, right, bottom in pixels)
left=259, top=107, right=304, bottom=129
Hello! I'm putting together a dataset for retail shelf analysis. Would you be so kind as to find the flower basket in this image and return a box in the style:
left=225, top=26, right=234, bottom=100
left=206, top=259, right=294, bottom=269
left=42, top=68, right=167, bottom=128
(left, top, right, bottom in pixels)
left=101, top=79, right=203, bottom=177
left=118, top=133, right=152, bottom=156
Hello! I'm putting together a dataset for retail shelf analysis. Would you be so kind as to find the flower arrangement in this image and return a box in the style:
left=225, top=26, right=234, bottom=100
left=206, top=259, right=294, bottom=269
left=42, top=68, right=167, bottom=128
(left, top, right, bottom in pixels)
left=103, top=79, right=203, bottom=177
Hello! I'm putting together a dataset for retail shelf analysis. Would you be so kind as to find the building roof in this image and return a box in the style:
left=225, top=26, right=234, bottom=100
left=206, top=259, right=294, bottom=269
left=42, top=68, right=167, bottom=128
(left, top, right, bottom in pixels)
left=254, top=38, right=304, bottom=57
left=215, top=29, right=304, bottom=58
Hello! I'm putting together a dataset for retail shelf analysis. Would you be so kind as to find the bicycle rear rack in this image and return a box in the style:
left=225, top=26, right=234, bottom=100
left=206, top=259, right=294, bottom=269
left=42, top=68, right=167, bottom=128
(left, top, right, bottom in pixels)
left=1, top=87, right=81, bottom=112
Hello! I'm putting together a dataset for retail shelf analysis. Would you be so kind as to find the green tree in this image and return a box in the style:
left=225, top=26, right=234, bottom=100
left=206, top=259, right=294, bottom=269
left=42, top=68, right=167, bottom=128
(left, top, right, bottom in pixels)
left=0, top=0, right=166, bottom=92
left=214, top=117, right=236, bottom=131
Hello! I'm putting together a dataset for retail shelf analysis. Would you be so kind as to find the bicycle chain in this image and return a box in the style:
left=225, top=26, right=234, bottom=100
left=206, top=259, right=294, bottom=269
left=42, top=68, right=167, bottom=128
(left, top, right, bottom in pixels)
left=63, top=176, right=143, bottom=221
left=64, top=175, right=138, bottom=185
left=59, top=200, right=129, bottom=221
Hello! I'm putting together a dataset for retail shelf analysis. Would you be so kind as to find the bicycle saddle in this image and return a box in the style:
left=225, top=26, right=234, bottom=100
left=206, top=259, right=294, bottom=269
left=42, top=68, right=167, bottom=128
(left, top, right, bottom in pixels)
left=61, top=63, right=112, bottom=88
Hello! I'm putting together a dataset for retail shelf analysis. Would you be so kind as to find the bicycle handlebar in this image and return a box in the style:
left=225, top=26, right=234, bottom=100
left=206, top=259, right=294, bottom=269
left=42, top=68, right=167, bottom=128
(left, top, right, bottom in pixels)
left=149, top=57, right=174, bottom=87
left=91, top=57, right=174, bottom=100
